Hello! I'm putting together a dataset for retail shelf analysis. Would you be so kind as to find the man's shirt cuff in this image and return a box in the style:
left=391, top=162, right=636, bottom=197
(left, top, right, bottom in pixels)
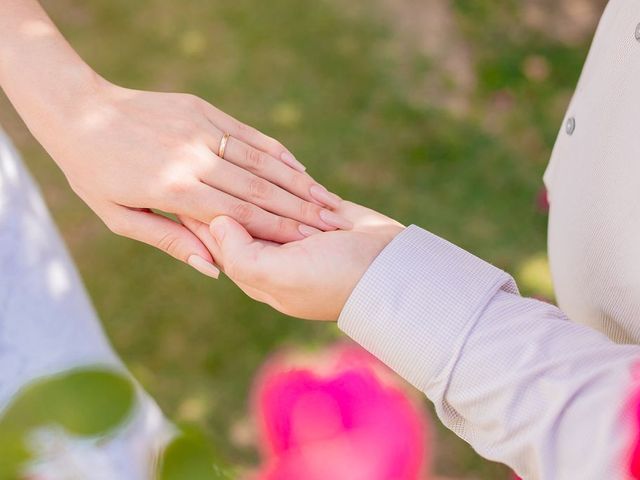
left=338, top=225, right=515, bottom=392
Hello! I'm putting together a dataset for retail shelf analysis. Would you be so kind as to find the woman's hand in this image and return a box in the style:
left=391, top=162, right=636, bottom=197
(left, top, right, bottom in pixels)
left=181, top=202, right=404, bottom=320
left=0, top=0, right=351, bottom=278
left=44, top=81, right=351, bottom=276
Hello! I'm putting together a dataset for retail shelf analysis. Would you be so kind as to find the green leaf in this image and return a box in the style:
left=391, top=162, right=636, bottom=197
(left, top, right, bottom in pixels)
left=0, top=367, right=136, bottom=479
left=0, top=367, right=136, bottom=437
left=158, top=428, right=231, bottom=480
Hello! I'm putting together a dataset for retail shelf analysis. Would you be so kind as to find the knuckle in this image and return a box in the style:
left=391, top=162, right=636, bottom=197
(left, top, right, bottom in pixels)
left=245, top=147, right=266, bottom=171
left=298, top=200, right=319, bottom=220
left=275, top=215, right=290, bottom=235
left=157, top=231, right=181, bottom=256
left=271, top=138, right=286, bottom=152
left=163, top=178, right=190, bottom=198
left=247, top=177, right=272, bottom=201
left=231, top=202, right=256, bottom=224
left=263, top=134, right=284, bottom=152
left=290, top=172, right=310, bottom=192
left=235, top=121, right=251, bottom=135
left=271, top=216, right=297, bottom=239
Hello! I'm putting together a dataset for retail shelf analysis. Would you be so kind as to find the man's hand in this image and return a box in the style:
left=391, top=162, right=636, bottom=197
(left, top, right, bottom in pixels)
left=182, top=202, right=404, bottom=320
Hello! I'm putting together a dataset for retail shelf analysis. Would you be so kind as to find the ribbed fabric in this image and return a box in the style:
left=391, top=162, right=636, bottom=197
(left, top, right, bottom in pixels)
left=339, top=225, right=515, bottom=392
left=339, top=226, right=640, bottom=479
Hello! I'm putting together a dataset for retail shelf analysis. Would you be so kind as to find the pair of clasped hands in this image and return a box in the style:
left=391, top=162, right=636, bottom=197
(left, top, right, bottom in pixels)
left=47, top=80, right=404, bottom=320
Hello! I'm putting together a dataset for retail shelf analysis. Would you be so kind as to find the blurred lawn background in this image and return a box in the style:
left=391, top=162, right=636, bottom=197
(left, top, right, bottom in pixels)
left=0, top=0, right=608, bottom=477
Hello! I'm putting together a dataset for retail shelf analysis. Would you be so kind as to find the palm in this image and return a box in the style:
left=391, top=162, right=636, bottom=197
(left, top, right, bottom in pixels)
left=184, top=202, right=403, bottom=320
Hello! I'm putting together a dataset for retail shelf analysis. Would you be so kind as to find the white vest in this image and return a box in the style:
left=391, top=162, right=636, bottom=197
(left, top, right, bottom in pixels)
left=545, top=0, right=640, bottom=343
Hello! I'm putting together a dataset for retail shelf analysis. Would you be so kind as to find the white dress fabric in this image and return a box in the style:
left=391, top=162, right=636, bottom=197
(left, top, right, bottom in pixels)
left=0, top=128, right=171, bottom=479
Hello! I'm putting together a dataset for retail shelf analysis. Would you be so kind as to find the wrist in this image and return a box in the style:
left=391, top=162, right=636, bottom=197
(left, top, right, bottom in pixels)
left=26, top=67, right=113, bottom=162
left=333, top=224, right=404, bottom=321
left=41, top=66, right=109, bottom=123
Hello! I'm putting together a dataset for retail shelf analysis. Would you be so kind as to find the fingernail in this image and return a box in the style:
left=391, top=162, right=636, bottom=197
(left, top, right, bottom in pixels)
left=281, top=151, right=306, bottom=172
left=188, top=255, right=220, bottom=279
left=309, top=184, right=342, bottom=209
left=298, top=224, right=322, bottom=237
left=320, top=209, right=353, bottom=230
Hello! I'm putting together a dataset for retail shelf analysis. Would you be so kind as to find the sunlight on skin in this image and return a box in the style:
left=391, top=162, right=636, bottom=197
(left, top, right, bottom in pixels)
left=351, top=209, right=405, bottom=232
left=72, top=90, right=215, bottom=190
left=20, top=19, right=55, bottom=38
left=77, top=105, right=118, bottom=132
left=1, top=0, right=351, bottom=276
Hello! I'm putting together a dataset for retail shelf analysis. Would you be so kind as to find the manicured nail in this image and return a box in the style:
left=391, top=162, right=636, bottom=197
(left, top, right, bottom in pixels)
left=188, top=255, right=220, bottom=279
left=281, top=151, right=306, bottom=172
left=309, top=184, right=342, bottom=209
left=320, top=209, right=353, bottom=230
left=298, top=224, right=322, bottom=237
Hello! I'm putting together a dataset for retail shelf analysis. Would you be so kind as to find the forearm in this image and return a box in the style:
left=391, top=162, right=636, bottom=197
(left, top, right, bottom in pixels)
left=445, top=290, right=637, bottom=478
left=0, top=0, right=101, bottom=145
left=339, top=226, right=640, bottom=478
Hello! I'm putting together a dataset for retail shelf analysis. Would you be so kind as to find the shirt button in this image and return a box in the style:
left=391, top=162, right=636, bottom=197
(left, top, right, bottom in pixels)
left=635, top=23, right=640, bottom=41
left=566, top=117, right=575, bottom=135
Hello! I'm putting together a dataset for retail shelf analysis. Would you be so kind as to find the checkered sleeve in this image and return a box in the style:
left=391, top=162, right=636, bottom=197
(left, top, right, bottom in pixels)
left=338, top=225, right=640, bottom=479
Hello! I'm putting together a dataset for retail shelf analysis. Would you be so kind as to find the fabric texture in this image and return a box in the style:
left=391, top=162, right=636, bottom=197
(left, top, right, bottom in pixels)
left=340, top=1, right=640, bottom=477
left=544, top=0, right=640, bottom=344
left=0, top=129, right=171, bottom=479
left=339, top=226, right=640, bottom=479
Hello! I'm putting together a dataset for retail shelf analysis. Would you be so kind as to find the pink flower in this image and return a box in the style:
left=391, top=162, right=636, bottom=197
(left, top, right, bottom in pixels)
left=536, top=186, right=549, bottom=214
left=626, top=364, right=640, bottom=479
left=252, top=343, right=431, bottom=480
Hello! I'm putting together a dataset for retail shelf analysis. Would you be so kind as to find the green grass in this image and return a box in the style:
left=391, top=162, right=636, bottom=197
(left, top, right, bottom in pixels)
left=0, top=0, right=602, bottom=477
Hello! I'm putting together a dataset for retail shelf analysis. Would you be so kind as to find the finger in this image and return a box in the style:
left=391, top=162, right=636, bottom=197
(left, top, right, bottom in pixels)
left=201, top=103, right=306, bottom=172
left=174, top=182, right=313, bottom=243
left=180, top=214, right=280, bottom=256
left=181, top=216, right=278, bottom=304
left=199, top=156, right=350, bottom=232
left=207, top=216, right=270, bottom=284
left=180, top=215, right=222, bottom=262
left=184, top=214, right=266, bottom=285
left=107, top=206, right=220, bottom=279
left=222, top=136, right=341, bottom=209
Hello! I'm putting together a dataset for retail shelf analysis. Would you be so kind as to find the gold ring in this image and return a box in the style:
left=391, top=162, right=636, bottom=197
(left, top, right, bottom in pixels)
left=218, top=132, right=230, bottom=159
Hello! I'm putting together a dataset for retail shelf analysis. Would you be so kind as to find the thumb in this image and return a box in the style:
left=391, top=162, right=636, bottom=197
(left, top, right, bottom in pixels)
left=113, top=207, right=219, bottom=279
left=209, top=216, right=256, bottom=279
